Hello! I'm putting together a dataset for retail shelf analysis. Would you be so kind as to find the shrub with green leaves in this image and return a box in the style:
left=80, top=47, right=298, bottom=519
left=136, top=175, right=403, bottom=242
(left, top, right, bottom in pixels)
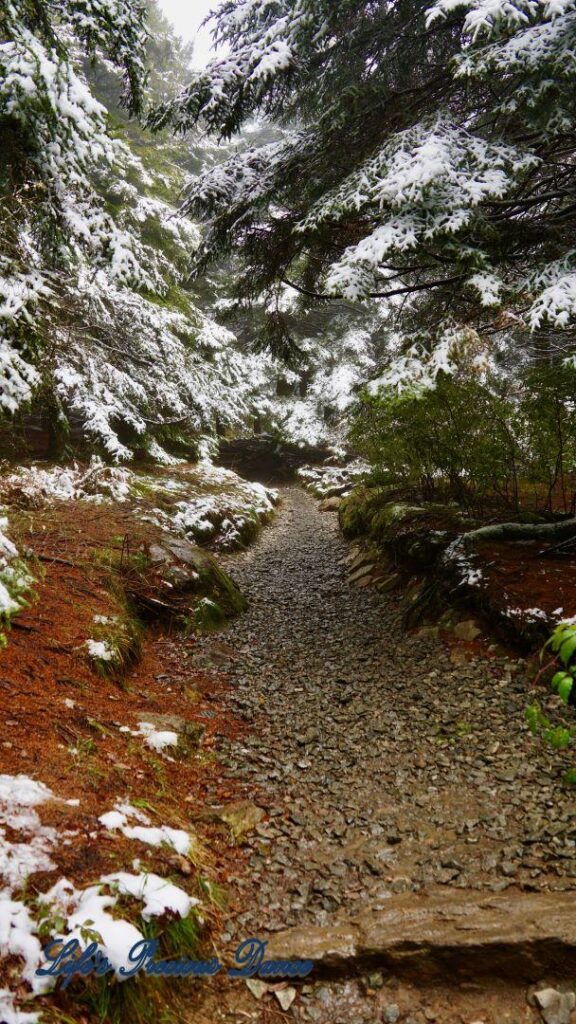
left=549, top=624, right=576, bottom=696
left=519, top=362, right=576, bottom=514
left=527, top=622, right=576, bottom=781
left=351, top=360, right=576, bottom=513
left=351, top=374, right=522, bottom=508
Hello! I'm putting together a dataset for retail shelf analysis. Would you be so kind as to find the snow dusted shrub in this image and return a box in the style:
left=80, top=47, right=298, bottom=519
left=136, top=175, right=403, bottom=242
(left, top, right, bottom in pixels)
left=84, top=611, right=142, bottom=678
left=0, top=458, right=133, bottom=506
left=0, top=515, right=33, bottom=647
left=167, top=468, right=278, bottom=551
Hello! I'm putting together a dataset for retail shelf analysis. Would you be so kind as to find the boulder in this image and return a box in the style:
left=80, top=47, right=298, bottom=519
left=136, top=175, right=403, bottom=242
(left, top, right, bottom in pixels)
left=534, top=988, right=576, bottom=1024
left=348, top=564, right=376, bottom=584
left=376, top=573, right=402, bottom=593
left=348, top=550, right=381, bottom=573
left=124, top=534, right=246, bottom=623
left=453, top=619, right=482, bottom=641
left=217, top=800, right=266, bottom=839
left=319, top=496, right=342, bottom=513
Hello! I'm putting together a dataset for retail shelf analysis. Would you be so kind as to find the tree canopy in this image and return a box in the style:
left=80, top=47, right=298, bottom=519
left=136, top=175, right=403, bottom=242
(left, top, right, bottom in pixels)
left=151, top=0, right=576, bottom=360
left=3, top=0, right=576, bottom=460
left=0, top=1, right=289, bottom=458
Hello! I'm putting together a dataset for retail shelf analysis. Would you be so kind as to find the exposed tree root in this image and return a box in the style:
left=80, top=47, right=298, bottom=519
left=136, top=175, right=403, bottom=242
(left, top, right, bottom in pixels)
left=458, top=518, right=576, bottom=548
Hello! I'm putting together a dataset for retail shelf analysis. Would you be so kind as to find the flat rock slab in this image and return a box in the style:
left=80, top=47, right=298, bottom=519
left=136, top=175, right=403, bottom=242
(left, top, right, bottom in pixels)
left=534, top=987, right=576, bottom=1024
left=210, top=800, right=266, bottom=839
left=266, top=890, right=576, bottom=980
left=319, top=497, right=343, bottom=512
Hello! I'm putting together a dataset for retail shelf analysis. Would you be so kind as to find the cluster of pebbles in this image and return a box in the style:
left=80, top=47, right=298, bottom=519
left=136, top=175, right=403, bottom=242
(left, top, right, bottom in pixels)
left=188, top=487, right=576, bottom=1024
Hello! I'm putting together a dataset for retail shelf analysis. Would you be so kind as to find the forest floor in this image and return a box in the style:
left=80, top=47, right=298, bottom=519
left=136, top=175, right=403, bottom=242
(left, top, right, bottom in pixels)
left=1, top=475, right=576, bottom=1024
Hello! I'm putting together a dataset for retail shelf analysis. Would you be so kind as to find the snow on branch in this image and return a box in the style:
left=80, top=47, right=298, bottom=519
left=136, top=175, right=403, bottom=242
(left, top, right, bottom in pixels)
left=300, top=124, right=535, bottom=300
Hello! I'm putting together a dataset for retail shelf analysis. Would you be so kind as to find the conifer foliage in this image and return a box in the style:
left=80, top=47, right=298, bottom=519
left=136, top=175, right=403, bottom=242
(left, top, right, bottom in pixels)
left=0, top=1, right=277, bottom=457
left=0, top=1, right=146, bottom=416
left=153, top=0, right=576, bottom=350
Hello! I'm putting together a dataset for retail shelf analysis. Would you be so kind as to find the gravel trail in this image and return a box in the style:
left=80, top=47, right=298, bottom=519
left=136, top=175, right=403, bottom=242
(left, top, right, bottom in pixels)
left=191, top=486, right=576, bottom=1021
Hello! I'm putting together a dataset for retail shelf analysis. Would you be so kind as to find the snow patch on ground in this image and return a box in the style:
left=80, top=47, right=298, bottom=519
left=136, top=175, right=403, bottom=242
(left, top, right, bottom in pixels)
left=102, top=871, right=198, bottom=921
left=118, top=721, right=180, bottom=754
left=0, top=775, right=58, bottom=890
left=0, top=987, right=40, bottom=1024
left=0, top=457, right=132, bottom=505
left=85, top=638, right=115, bottom=662
left=506, top=606, right=549, bottom=623
left=42, top=871, right=198, bottom=973
left=137, top=721, right=179, bottom=752
left=0, top=897, right=47, bottom=997
left=99, top=802, right=192, bottom=855
left=0, top=772, right=201, bottom=1012
left=442, top=538, right=485, bottom=589
left=0, top=775, right=61, bottom=1006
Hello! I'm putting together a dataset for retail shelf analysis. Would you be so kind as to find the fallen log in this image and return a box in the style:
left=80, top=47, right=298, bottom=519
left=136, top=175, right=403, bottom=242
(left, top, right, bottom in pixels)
left=457, top=517, right=576, bottom=548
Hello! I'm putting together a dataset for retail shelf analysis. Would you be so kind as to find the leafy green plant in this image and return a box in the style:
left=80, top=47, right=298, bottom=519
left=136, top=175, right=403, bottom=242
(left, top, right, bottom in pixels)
left=527, top=622, right=576, bottom=779
left=350, top=362, right=576, bottom=514
left=351, top=374, right=523, bottom=510
left=546, top=621, right=576, bottom=704
left=519, top=362, right=576, bottom=514
left=526, top=702, right=576, bottom=751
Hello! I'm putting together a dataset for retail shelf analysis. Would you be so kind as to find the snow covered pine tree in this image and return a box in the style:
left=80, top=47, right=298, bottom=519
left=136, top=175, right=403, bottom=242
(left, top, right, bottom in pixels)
left=150, top=0, right=576, bottom=366
left=0, top=1, right=276, bottom=459
left=0, top=1, right=147, bottom=412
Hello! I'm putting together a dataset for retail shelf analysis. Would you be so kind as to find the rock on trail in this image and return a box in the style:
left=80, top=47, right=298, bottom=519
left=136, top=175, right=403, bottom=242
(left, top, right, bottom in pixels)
left=190, top=487, right=576, bottom=1023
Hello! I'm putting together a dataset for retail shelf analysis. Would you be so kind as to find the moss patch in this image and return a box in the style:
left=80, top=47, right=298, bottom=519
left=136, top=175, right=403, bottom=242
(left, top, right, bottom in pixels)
left=339, top=486, right=470, bottom=558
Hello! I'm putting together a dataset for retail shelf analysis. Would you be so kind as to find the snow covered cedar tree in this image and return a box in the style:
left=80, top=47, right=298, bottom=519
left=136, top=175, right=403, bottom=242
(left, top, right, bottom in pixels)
left=0, top=0, right=148, bottom=416
left=0, top=1, right=280, bottom=459
left=151, top=0, right=576, bottom=352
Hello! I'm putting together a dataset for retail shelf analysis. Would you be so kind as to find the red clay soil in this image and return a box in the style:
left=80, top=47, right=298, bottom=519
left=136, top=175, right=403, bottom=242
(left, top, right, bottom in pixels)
left=393, top=497, right=576, bottom=641
left=466, top=480, right=576, bottom=630
left=0, top=497, right=259, bottom=1016
left=477, top=540, right=576, bottom=625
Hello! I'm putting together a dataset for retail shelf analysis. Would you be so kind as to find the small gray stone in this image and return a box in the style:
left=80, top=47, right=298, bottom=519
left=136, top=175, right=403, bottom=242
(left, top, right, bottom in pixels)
left=315, top=986, right=332, bottom=1005
left=383, top=1005, right=401, bottom=1024
left=534, top=988, right=576, bottom=1024
left=500, top=860, right=517, bottom=877
left=367, top=970, right=385, bottom=989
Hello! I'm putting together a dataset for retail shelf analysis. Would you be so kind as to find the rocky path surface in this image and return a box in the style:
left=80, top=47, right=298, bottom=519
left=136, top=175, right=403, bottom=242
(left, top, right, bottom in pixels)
left=190, top=487, right=576, bottom=1024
